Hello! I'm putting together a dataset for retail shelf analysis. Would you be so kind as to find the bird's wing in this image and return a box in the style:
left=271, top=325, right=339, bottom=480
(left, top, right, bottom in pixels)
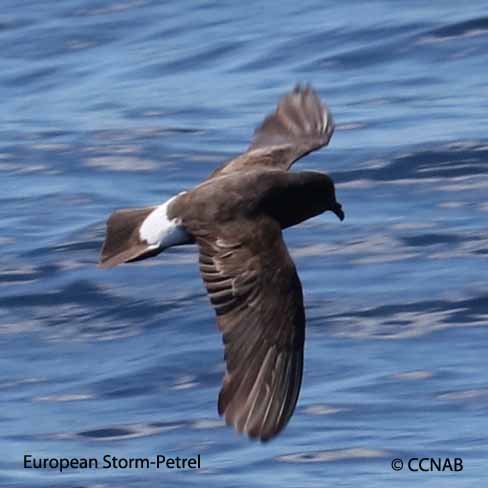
left=190, top=217, right=305, bottom=441
left=210, top=85, right=334, bottom=178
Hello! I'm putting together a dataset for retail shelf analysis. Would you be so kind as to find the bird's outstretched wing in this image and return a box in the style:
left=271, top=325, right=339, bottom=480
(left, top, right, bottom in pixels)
left=189, top=217, right=305, bottom=441
left=210, top=85, right=334, bottom=178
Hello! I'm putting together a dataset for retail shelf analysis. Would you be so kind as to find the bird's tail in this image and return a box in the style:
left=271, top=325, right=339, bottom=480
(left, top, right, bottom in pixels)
left=98, top=206, right=159, bottom=268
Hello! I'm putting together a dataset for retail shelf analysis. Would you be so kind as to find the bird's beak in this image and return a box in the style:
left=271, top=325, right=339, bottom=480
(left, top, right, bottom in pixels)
left=332, top=202, right=345, bottom=221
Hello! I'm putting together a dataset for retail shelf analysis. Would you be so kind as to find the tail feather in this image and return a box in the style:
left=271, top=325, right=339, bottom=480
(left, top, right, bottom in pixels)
left=98, top=207, right=157, bottom=268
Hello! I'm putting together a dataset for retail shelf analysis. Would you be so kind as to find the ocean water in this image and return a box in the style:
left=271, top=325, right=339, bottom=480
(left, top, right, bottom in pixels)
left=1, top=1, right=488, bottom=486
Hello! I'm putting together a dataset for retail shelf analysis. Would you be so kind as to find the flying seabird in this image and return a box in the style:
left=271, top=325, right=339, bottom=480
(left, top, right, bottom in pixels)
left=99, top=85, right=344, bottom=441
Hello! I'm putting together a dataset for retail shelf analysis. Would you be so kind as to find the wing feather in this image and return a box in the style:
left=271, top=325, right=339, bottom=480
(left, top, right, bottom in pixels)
left=192, top=219, right=305, bottom=441
left=210, top=85, right=334, bottom=178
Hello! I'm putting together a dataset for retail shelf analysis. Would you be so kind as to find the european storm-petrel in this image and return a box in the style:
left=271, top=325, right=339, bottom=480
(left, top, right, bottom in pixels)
left=99, top=85, right=344, bottom=441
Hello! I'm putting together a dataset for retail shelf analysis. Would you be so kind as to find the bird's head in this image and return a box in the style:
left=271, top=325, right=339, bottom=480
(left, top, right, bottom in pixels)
left=299, top=171, right=344, bottom=222
left=260, top=170, right=345, bottom=229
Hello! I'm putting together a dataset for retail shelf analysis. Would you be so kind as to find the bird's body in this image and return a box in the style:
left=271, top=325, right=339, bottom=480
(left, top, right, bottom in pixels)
left=99, top=85, right=344, bottom=441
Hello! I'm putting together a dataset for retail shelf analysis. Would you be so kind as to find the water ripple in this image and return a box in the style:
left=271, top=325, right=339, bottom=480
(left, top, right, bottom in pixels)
left=277, top=448, right=388, bottom=464
left=2, top=1, right=488, bottom=486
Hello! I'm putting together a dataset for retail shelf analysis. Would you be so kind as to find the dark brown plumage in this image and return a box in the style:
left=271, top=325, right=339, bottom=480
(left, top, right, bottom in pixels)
left=98, top=85, right=343, bottom=441
left=99, top=207, right=156, bottom=268
left=209, top=84, right=334, bottom=178
left=189, top=216, right=304, bottom=441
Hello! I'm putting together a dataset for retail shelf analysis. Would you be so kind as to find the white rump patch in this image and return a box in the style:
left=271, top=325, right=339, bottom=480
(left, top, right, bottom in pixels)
left=139, top=194, right=190, bottom=250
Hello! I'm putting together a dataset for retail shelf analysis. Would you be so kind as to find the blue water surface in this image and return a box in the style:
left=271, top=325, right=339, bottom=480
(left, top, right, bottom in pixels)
left=1, top=1, right=488, bottom=486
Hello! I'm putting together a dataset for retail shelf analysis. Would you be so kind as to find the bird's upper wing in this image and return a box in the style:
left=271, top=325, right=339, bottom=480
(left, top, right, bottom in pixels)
left=210, top=85, right=334, bottom=178
left=191, top=217, right=305, bottom=441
